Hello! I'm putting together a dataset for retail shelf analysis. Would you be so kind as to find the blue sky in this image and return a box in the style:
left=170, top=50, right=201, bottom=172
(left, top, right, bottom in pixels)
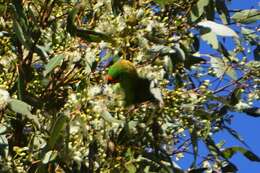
left=213, top=2, right=260, bottom=172
left=176, top=0, right=260, bottom=172
left=218, top=113, right=260, bottom=172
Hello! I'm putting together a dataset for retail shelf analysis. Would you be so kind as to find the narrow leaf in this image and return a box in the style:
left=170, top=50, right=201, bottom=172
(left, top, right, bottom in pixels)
left=100, top=110, right=124, bottom=124
left=222, top=146, right=260, bottom=162
left=209, top=56, right=237, bottom=80
left=149, top=45, right=176, bottom=56
left=150, top=81, right=164, bottom=106
left=190, top=128, right=198, bottom=168
left=225, top=66, right=238, bottom=80
left=125, top=161, right=137, bottom=173
left=190, top=0, right=210, bottom=22
left=253, top=46, right=260, bottom=61
left=13, top=20, right=31, bottom=49
left=188, top=168, right=207, bottom=173
left=200, top=29, right=219, bottom=49
left=243, top=108, right=260, bottom=117
left=42, top=150, right=58, bottom=164
left=241, top=27, right=258, bottom=43
left=231, top=9, right=260, bottom=24
left=35, top=45, right=49, bottom=60
left=210, top=56, right=226, bottom=78
left=173, top=44, right=186, bottom=62
left=198, top=20, right=238, bottom=38
left=154, top=0, right=175, bottom=7
left=0, top=126, right=7, bottom=134
left=67, top=5, right=111, bottom=42
left=205, top=0, right=214, bottom=20
left=215, top=0, right=230, bottom=24
left=43, top=54, right=64, bottom=76
left=48, top=114, right=68, bottom=149
left=0, top=134, right=8, bottom=157
left=8, top=99, right=40, bottom=128
left=204, top=137, right=238, bottom=172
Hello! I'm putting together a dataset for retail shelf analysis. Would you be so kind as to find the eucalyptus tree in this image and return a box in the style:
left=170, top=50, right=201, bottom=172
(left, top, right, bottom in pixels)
left=0, top=0, right=259, bottom=172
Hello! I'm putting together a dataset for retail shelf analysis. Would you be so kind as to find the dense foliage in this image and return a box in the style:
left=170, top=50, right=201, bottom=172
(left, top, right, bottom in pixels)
left=0, top=0, right=259, bottom=172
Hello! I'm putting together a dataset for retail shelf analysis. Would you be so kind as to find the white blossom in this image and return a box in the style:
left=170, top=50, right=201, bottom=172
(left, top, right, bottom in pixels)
left=234, top=101, right=251, bottom=110
left=0, top=88, right=10, bottom=110
left=88, top=85, right=102, bottom=97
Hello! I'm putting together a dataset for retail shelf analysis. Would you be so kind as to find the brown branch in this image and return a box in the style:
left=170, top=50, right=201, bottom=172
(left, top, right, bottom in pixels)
left=213, top=76, right=243, bottom=94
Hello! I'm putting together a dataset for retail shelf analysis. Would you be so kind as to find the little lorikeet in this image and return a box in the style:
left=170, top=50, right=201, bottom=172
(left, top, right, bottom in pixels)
left=106, top=60, right=157, bottom=106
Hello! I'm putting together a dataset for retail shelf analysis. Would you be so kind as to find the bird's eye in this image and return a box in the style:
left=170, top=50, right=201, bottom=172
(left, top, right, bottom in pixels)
left=106, top=75, right=119, bottom=84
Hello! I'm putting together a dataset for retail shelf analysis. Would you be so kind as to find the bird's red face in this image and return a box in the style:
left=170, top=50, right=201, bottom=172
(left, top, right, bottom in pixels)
left=105, top=75, right=119, bottom=84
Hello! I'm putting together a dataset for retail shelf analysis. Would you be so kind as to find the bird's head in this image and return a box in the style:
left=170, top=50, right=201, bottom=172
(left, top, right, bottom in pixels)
left=106, top=60, right=138, bottom=84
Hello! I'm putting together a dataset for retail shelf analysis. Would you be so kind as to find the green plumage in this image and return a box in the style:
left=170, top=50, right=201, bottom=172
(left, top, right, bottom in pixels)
left=107, top=60, right=155, bottom=106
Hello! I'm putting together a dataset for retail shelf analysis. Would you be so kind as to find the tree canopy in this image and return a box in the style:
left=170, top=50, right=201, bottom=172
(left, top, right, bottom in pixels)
left=0, top=0, right=259, bottom=172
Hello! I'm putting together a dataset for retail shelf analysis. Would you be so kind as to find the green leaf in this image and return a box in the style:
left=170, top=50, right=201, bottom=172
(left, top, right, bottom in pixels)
left=128, top=120, right=138, bottom=131
left=154, top=0, right=175, bottom=7
left=218, top=42, right=230, bottom=57
left=149, top=45, right=176, bottom=56
left=209, top=56, right=237, bottom=80
left=48, top=114, right=68, bottom=149
left=84, top=53, right=97, bottom=74
left=164, top=56, right=173, bottom=74
left=222, top=146, right=260, bottom=162
left=11, top=2, right=28, bottom=31
left=231, top=9, right=260, bottom=24
left=0, top=31, right=9, bottom=37
left=142, top=151, right=183, bottom=173
left=190, top=128, right=198, bottom=167
left=225, top=67, right=238, bottom=80
left=11, top=2, right=35, bottom=50
left=230, top=88, right=242, bottom=106
left=100, top=110, right=124, bottom=124
left=243, top=108, right=260, bottom=117
left=204, top=0, right=214, bottom=20
left=0, top=134, right=8, bottom=157
left=209, top=56, right=225, bottom=77
left=8, top=99, right=40, bottom=128
left=0, top=125, right=7, bottom=134
left=253, top=46, right=260, bottom=61
left=42, top=150, right=58, bottom=164
left=210, top=56, right=226, bottom=78
left=174, top=44, right=186, bottom=62
left=43, top=54, right=64, bottom=76
left=204, top=137, right=238, bottom=172
left=150, top=81, right=164, bottom=106
left=35, top=45, right=49, bottom=60
left=200, top=29, right=219, bottom=49
left=198, top=20, right=238, bottom=38
left=67, top=5, right=112, bottom=42
left=111, top=0, right=123, bottom=15
left=188, top=168, right=207, bottom=173
left=190, top=0, right=210, bottom=22
left=246, top=60, right=260, bottom=68
left=241, top=27, right=256, bottom=37
left=0, top=4, right=6, bottom=14
left=125, top=161, right=137, bottom=173
left=76, top=29, right=111, bottom=42
left=215, top=0, right=230, bottom=24
left=241, top=27, right=259, bottom=45
left=117, top=123, right=131, bottom=145
left=221, top=162, right=238, bottom=173
left=13, top=20, right=31, bottom=49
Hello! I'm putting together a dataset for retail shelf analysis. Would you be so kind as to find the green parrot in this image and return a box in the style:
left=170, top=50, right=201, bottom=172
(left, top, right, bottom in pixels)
left=106, top=60, right=159, bottom=106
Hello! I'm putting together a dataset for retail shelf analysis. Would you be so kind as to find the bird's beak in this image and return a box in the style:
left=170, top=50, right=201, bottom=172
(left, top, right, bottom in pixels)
left=105, top=75, right=118, bottom=84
